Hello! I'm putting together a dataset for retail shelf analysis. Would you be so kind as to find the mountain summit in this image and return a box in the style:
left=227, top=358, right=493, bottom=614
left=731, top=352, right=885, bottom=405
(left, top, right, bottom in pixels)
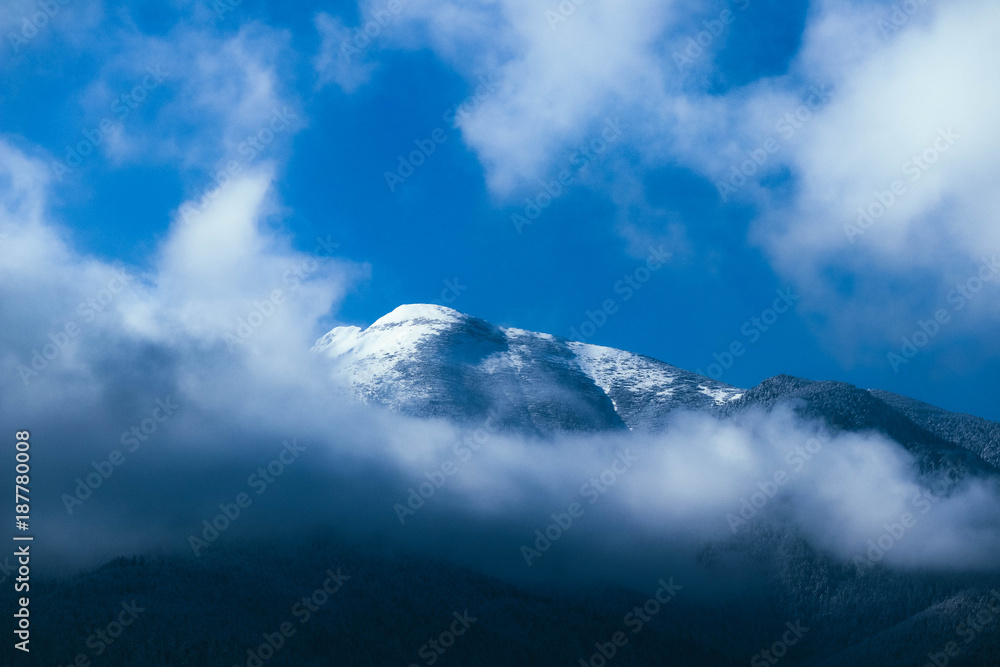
left=313, top=304, right=743, bottom=435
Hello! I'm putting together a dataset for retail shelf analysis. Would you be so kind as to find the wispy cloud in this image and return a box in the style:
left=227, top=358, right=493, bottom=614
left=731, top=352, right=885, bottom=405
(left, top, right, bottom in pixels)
left=71, top=21, right=301, bottom=174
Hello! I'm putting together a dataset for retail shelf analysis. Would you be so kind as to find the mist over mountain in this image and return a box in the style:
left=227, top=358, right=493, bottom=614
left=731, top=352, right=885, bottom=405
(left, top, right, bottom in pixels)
left=16, top=303, right=1000, bottom=667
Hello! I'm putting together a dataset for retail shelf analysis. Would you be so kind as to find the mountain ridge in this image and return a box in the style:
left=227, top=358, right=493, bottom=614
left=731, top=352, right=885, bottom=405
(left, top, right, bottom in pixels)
left=314, top=304, right=998, bottom=474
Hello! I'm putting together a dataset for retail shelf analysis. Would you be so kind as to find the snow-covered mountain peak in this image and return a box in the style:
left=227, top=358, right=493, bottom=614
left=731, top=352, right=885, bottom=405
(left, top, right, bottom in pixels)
left=371, top=303, right=464, bottom=328
left=313, top=303, right=466, bottom=360
left=313, top=304, right=744, bottom=433
left=310, top=305, right=998, bottom=477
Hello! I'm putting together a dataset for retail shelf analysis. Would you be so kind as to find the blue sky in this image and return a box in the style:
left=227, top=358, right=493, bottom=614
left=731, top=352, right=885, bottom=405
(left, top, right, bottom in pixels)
left=1, top=0, right=998, bottom=421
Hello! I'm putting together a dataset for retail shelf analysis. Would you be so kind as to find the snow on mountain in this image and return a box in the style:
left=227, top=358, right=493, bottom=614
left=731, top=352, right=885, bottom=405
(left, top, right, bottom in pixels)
left=567, top=340, right=742, bottom=430
left=313, top=304, right=743, bottom=433
left=312, top=304, right=465, bottom=404
left=313, top=305, right=1000, bottom=478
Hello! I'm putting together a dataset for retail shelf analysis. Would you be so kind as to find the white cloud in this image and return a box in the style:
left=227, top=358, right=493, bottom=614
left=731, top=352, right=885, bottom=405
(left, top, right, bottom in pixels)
left=76, top=22, right=300, bottom=173
left=761, top=0, right=1000, bottom=267
left=0, top=139, right=363, bottom=406
left=313, top=11, right=378, bottom=93
left=448, top=0, right=675, bottom=194
left=734, top=0, right=1000, bottom=350
left=317, top=0, right=681, bottom=195
left=0, top=0, right=104, bottom=57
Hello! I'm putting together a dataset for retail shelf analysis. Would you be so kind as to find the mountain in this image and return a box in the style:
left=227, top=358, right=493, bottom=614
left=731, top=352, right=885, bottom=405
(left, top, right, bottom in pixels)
left=312, top=303, right=743, bottom=435
left=25, top=306, right=1000, bottom=667
left=721, top=375, right=997, bottom=478
left=869, top=388, right=1000, bottom=468
left=26, top=534, right=729, bottom=667
left=314, top=304, right=999, bottom=476
left=28, top=528, right=1000, bottom=667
